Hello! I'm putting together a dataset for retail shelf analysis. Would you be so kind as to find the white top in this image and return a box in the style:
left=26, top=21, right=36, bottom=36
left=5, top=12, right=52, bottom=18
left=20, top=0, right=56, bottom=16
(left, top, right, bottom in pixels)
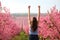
left=29, top=28, right=38, bottom=35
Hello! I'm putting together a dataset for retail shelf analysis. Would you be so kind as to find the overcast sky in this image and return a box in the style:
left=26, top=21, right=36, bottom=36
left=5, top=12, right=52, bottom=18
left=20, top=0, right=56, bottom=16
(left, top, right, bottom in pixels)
left=0, top=0, right=60, bottom=14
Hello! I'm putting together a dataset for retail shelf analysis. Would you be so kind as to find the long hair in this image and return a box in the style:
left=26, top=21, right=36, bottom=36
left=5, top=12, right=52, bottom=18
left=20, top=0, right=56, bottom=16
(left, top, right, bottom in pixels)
left=31, top=17, right=38, bottom=32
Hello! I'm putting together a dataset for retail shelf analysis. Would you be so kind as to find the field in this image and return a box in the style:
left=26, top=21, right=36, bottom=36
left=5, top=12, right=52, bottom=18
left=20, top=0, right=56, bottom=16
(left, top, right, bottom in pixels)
left=0, top=7, right=60, bottom=40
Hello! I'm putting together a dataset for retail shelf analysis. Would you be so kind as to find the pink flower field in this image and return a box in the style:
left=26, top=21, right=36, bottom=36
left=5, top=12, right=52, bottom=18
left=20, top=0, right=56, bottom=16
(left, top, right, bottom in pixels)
left=0, top=2, right=60, bottom=40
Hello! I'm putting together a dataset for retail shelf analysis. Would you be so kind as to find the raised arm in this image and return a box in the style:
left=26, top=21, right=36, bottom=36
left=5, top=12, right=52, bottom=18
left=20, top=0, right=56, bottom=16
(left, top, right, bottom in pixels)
left=37, top=6, right=40, bottom=23
left=28, top=6, right=31, bottom=25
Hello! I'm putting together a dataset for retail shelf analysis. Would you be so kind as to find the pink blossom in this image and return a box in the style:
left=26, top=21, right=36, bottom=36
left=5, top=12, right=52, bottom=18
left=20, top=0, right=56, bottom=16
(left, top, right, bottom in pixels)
left=0, top=13, right=21, bottom=40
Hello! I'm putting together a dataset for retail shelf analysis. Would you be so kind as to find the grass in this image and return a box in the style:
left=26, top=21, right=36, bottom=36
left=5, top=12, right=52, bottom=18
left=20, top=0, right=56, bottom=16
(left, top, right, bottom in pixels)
left=12, top=31, right=29, bottom=40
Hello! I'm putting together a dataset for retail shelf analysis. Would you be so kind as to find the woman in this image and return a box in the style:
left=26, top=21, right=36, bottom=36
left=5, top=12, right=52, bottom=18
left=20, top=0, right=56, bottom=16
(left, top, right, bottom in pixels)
left=28, top=6, right=40, bottom=40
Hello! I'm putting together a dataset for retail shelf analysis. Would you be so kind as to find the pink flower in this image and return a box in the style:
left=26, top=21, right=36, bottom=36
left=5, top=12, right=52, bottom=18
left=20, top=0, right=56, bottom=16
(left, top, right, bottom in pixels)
left=0, top=13, right=21, bottom=40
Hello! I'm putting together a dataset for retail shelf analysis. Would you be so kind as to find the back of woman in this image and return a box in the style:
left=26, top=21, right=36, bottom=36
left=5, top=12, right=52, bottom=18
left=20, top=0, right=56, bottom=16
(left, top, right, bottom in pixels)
left=29, top=17, right=39, bottom=40
left=28, top=6, right=40, bottom=40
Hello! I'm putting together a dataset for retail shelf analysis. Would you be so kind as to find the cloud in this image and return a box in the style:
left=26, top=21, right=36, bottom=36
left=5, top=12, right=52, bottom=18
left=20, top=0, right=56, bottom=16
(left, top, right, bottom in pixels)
left=0, top=0, right=60, bottom=13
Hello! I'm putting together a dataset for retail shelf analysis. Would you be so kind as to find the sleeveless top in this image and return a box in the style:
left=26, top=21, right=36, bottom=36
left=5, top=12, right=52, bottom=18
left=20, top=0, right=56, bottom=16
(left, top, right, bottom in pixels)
left=29, top=28, right=38, bottom=35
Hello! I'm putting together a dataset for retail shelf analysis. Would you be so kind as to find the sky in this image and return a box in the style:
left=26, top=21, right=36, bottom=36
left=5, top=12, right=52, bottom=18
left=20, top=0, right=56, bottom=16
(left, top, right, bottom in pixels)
left=0, top=0, right=60, bottom=14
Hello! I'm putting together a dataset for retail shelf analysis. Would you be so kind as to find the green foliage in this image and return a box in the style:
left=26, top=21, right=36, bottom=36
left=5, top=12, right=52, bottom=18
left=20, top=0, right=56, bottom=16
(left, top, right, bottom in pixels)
left=12, top=31, right=28, bottom=40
